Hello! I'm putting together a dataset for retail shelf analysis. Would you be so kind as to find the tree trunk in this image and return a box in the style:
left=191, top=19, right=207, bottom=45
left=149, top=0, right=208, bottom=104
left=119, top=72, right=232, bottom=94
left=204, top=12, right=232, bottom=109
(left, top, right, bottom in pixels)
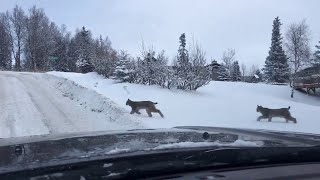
left=291, top=74, right=296, bottom=98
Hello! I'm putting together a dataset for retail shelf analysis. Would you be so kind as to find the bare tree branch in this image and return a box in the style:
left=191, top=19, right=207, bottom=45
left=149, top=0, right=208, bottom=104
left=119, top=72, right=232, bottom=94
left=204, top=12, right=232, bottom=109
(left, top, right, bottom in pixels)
left=284, top=19, right=311, bottom=98
left=241, top=63, right=247, bottom=80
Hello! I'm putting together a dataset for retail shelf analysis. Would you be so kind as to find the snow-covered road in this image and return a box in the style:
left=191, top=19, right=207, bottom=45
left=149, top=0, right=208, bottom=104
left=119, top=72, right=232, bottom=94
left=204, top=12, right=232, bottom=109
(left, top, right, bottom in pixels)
left=0, top=71, right=143, bottom=138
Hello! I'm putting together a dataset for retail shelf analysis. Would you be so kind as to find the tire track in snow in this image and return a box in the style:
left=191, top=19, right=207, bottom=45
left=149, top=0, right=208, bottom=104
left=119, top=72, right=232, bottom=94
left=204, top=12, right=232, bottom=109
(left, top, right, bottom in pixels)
left=0, top=73, right=50, bottom=138
left=15, top=73, right=80, bottom=134
left=0, top=71, right=145, bottom=138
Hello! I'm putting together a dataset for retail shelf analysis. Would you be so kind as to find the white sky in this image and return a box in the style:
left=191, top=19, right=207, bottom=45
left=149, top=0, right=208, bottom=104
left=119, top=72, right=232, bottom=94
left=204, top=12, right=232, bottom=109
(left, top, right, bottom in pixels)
left=1, top=0, right=320, bottom=67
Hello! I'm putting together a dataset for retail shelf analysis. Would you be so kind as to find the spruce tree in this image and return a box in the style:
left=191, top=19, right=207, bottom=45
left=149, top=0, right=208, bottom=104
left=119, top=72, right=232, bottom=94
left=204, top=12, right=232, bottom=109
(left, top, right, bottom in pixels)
left=231, top=61, right=241, bottom=81
left=255, top=69, right=262, bottom=80
left=313, top=41, right=320, bottom=65
left=76, top=26, right=94, bottom=73
left=113, top=51, right=130, bottom=82
left=177, top=33, right=189, bottom=66
left=217, top=65, right=230, bottom=81
left=176, top=33, right=192, bottom=89
left=263, top=17, right=290, bottom=83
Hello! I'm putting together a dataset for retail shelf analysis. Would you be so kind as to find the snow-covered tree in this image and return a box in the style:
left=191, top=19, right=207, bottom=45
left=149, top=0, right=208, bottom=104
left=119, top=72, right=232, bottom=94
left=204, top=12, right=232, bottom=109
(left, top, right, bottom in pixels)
left=174, top=33, right=210, bottom=90
left=217, top=65, right=230, bottom=81
left=255, top=69, right=262, bottom=80
left=177, top=33, right=189, bottom=66
left=164, top=66, right=177, bottom=89
left=137, top=50, right=156, bottom=85
left=313, top=41, right=320, bottom=66
left=154, top=50, right=169, bottom=87
left=125, top=58, right=138, bottom=83
left=175, top=33, right=192, bottom=89
left=188, top=41, right=211, bottom=90
left=66, top=37, right=78, bottom=72
left=231, top=61, right=241, bottom=81
left=48, top=24, right=71, bottom=71
left=92, top=36, right=117, bottom=77
left=113, top=50, right=131, bottom=82
left=75, top=26, right=94, bottom=73
left=263, top=17, right=290, bottom=83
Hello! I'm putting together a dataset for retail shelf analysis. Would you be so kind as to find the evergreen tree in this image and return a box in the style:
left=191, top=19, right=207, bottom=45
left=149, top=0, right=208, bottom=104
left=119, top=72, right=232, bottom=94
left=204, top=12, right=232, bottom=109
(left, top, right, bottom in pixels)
left=48, top=24, right=70, bottom=71
left=263, top=17, right=290, bottom=83
left=75, top=26, right=94, bottom=73
left=135, top=49, right=169, bottom=86
left=177, top=33, right=189, bottom=66
left=175, top=33, right=192, bottom=89
left=217, top=65, right=230, bottom=81
left=313, top=41, right=320, bottom=65
left=252, top=69, right=262, bottom=83
left=113, top=50, right=131, bottom=82
left=255, top=69, right=262, bottom=80
left=92, top=36, right=117, bottom=77
left=66, top=37, right=78, bottom=72
left=231, top=61, right=241, bottom=81
left=154, top=50, right=169, bottom=87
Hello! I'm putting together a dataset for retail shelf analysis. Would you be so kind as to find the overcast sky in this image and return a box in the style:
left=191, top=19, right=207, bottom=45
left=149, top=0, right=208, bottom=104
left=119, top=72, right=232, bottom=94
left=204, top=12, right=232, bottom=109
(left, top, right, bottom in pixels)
left=1, top=0, right=319, bottom=67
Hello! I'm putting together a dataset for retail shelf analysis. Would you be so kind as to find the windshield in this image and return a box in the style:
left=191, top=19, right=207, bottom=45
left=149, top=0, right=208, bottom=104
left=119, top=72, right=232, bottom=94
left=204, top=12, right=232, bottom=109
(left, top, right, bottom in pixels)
left=0, top=1, right=319, bottom=143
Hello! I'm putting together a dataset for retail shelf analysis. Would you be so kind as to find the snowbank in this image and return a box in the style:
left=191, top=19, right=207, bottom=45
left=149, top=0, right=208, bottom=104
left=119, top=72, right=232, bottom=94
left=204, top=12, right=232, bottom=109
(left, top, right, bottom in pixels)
left=48, top=71, right=320, bottom=134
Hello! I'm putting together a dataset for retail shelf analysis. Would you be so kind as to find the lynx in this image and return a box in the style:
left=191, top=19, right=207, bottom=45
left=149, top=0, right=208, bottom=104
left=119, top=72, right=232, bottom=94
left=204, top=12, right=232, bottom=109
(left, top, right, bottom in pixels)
left=256, top=105, right=297, bottom=123
left=126, top=99, right=164, bottom=118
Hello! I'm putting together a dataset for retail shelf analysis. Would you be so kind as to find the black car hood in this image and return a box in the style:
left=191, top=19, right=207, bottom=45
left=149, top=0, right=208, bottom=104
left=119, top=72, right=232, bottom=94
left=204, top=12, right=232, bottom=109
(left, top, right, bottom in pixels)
left=1, top=126, right=320, bottom=174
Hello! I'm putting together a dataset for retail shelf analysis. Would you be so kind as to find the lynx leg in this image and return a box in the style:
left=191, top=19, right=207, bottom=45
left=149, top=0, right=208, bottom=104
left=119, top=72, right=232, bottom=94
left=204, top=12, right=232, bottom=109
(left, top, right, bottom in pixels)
left=289, top=116, right=297, bottom=124
left=156, top=109, right=164, bottom=118
left=268, top=117, right=272, bottom=122
left=257, top=116, right=264, bottom=121
left=146, top=109, right=152, bottom=117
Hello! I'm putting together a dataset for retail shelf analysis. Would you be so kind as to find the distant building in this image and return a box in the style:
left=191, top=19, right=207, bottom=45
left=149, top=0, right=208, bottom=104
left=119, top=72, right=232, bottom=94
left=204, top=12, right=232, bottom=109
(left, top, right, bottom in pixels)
left=243, top=75, right=260, bottom=83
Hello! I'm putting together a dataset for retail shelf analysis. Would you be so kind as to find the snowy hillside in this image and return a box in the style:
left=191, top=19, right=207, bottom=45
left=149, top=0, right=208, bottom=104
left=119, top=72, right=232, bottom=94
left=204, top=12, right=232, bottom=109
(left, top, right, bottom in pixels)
left=48, top=71, right=320, bottom=134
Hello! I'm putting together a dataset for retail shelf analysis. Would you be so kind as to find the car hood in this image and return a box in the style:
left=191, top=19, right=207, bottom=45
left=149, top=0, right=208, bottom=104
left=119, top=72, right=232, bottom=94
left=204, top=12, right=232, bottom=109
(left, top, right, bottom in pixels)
left=1, top=126, right=320, bottom=174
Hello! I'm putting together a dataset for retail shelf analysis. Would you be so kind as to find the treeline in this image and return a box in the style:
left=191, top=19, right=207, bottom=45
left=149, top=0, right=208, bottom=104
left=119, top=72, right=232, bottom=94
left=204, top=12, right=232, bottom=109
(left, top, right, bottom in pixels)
left=114, top=33, right=211, bottom=90
left=0, top=5, right=214, bottom=90
left=0, top=5, right=118, bottom=75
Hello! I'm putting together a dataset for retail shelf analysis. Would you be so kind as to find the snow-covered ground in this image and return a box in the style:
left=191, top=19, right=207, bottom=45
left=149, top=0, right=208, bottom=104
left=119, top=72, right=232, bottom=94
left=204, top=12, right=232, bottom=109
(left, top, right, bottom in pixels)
left=48, top=71, right=320, bottom=134
left=0, top=71, right=143, bottom=138
left=1, top=70, right=319, bottom=138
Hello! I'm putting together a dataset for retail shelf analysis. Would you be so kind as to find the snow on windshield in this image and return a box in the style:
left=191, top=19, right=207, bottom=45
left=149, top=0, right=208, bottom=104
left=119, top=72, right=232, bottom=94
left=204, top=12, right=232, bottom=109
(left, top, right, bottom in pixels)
left=146, top=140, right=263, bottom=151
